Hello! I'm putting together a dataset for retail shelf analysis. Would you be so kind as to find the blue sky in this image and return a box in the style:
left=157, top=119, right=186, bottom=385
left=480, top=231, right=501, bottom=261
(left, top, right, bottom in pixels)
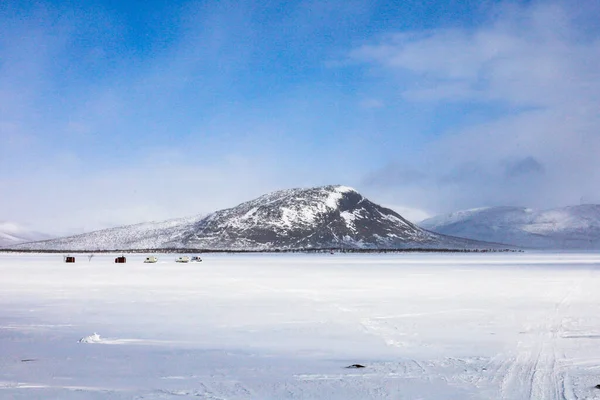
left=1, top=0, right=599, bottom=234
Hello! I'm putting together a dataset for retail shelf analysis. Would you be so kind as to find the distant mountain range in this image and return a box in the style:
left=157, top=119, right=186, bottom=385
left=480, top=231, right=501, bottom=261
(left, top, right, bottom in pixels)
left=419, top=205, right=600, bottom=249
left=14, top=185, right=498, bottom=251
left=0, top=222, right=53, bottom=248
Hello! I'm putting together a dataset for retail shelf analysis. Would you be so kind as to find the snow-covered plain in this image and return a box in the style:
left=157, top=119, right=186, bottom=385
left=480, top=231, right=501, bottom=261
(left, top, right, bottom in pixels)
left=1, top=252, right=600, bottom=399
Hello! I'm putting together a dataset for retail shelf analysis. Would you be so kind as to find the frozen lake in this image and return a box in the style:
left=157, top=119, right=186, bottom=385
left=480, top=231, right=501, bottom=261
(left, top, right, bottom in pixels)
left=1, top=252, right=600, bottom=399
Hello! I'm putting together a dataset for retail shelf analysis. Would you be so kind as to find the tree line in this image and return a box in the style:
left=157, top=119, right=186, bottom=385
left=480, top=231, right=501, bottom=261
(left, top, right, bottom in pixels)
left=0, top=247, right=521, bottom=254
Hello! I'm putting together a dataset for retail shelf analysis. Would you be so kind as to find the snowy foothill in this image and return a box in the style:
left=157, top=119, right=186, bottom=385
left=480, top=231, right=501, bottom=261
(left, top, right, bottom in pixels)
left=420, top=205, right=600, bottom=249
left=0, top=222, right=53, bottom=248
left=1, top=252, right=600, bottom=398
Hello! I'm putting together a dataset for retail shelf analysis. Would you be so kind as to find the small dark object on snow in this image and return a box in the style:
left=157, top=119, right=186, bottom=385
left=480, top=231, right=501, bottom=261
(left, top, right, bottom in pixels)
left=595, top=384, right=600, bottom=389
left=346, top=364, right=366, bottom=369
left=115, top=256, right=126, bottom=264
left=21, top=359, right=37, bottom=362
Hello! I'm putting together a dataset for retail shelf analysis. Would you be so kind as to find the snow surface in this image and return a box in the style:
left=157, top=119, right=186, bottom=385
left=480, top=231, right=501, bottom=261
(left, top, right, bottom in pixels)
left=2, top=252, right=600, bottom=399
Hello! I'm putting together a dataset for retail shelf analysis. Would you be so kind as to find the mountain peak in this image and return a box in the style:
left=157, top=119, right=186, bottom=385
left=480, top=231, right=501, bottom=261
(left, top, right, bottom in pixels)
left=321, top=184, right=357, bottom=193
left=16, top=185, right=495, bottom=251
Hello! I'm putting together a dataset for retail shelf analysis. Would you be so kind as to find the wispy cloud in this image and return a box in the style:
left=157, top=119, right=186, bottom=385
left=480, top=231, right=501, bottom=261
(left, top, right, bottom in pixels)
left=2, top=0, right=599, bottom=233
left=0, top=1, right=364, bottom=233
left=354, top=1, right=600, bottom=213
left=2, top=154, right=287, bottom=235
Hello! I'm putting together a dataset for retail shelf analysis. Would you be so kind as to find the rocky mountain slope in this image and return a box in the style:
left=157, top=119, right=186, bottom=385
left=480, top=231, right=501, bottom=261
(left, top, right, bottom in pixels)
left=16, top=185, right=498, bottom=251
left=420, top=205, right=600, bottom=249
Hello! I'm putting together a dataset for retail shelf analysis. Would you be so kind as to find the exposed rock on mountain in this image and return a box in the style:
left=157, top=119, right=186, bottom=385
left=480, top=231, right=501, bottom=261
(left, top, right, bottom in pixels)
left=16, top=185, right=496, bottom=251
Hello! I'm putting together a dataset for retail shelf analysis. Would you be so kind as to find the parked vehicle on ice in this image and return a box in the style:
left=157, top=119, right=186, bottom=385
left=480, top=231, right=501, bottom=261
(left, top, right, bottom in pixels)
left=175, top=256, right=190, bottom=263
left=191, top=256, right=202, bottom=262
left=144, top=256, right=158, bottom=263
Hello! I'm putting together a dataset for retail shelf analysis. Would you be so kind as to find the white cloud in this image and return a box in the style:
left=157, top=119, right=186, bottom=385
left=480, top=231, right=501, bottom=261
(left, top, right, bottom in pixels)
left=359, top=98, right=385, bottom=109
left=385, top=205, right=430, bottom=224
left=355, top=1, right=600, bottom=213
left=0, top=4, right=353, bottom=234
left=1, top=154, right=287, bottom=235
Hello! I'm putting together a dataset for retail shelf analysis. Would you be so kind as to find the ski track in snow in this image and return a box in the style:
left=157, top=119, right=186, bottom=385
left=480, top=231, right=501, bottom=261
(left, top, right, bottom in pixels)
left=498, top=282, right=571, bottom=400
left=2, top=253, right=600, bottom=399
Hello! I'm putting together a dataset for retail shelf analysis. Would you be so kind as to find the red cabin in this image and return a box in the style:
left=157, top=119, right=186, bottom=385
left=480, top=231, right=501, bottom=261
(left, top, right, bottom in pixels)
left=115, top=256, right=126, bottom=263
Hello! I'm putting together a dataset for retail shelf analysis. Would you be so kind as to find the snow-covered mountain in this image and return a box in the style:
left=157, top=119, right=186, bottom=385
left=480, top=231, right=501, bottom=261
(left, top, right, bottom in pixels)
left=0, top=222, right=53, bottom=248
left=420, top=205, right=600, bottom=249
left=15, top=185, right=498, bottom=251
